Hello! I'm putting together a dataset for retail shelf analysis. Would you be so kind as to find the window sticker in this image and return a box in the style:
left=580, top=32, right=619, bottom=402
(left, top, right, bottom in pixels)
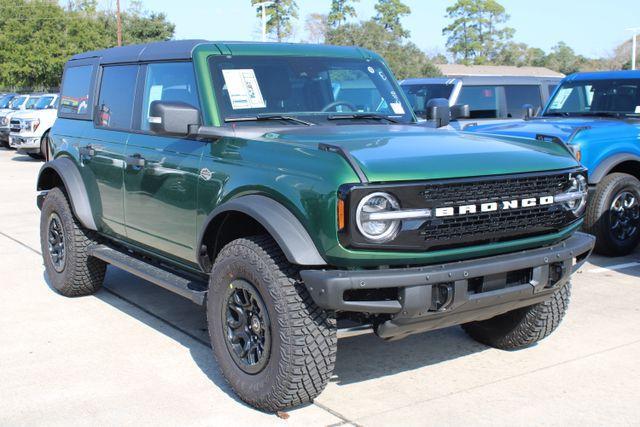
left=549, top=88, right=572, bottom=109
left=635, top=106, right=640, bottom=114
left=221, top=69, right=266, bottom=110
left=390, top=102, right=405, bottom=114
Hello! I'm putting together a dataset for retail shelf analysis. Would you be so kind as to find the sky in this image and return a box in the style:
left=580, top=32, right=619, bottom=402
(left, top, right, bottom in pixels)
left=111, top=0, right=639, bottom=58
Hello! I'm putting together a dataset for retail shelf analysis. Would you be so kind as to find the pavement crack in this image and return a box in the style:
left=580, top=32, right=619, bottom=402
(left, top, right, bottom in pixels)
left=0, top=231, right=41, bottom=255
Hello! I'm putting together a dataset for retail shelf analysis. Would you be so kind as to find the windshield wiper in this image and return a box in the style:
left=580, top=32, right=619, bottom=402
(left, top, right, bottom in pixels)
left=327, top=113, right=402, bottom=123
left=543, top=112, right=572, bottom=117
left=224, top=113, right=315, bottom=126
left=576, top=111, right=624, bottom=119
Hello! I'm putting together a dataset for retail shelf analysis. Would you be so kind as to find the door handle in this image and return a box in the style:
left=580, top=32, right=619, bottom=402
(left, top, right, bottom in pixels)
left=78, top=144, right=95, bottom=160
left=126, top=154, right=146, bottom=168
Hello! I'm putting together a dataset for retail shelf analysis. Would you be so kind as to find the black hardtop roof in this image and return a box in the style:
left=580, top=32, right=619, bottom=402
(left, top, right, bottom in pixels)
left=68, top=39, right=374, bottom=65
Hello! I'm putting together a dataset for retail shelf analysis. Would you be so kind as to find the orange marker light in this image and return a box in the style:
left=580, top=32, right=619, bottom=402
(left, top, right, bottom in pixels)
left=337, top=199, right=345, bottom=230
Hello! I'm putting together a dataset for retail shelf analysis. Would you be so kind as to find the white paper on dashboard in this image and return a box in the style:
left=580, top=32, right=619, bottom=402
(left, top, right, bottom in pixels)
left=222, top=69, right=266, bottom=110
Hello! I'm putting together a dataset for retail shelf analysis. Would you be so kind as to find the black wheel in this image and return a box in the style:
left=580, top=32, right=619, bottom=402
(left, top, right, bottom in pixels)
left=207, top=235, right=337, bottom=412
left=462, top=283, right=571, bottom=350
left=585, top=173, right=640, bottom=256
left=40, top=187, right=106, bottom=296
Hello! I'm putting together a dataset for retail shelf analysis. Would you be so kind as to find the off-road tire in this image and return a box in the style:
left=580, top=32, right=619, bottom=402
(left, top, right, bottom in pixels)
left=584, top=173, right=640, bottom=256
left=462, top=283, right=571, bottom=350
left=40, top=187, right=106, bottom=296
left=207, top=235, right=337, bottom=412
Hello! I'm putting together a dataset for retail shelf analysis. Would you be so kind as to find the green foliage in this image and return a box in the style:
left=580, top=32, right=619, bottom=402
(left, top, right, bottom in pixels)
left=328, top=0, right=359, bottom=29
left=252, top=0, right=298, bottom=42
left=543, top=42, right=589, bottom=75
left=373, top=0, right=411, bottom=38
left=327, top=20, right=441, bottom=80
left=0, top=0, right=174, bottom=90
left=443, top=0, right=514, bottom=64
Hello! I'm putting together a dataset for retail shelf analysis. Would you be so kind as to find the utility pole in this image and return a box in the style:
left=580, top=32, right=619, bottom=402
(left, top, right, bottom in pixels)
left=626, top=27, right=639, bottom=70
left=116, top=0, right=123, bottom=47
left=255, top=1, right=274, bottom=42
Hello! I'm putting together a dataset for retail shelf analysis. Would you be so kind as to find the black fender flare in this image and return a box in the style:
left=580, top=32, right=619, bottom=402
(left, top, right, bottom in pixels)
left=589, top=153, right=640, bottom=184
left=37, top=157, right=97, bottom=230
left=196, top=195, right=327, bottom=268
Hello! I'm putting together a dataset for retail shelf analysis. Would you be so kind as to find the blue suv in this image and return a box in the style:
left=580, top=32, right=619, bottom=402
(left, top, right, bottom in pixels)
left=466, top=70, right=640, bottom=256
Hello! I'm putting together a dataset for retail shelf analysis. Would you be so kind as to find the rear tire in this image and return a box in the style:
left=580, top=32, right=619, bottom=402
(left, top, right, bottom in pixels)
left=40, top=187, right=106, bottom=296
left=207, top=235, right=337, bottom=412
left=584, top=173, right=640, bottom=256
left=462, top=283, right=571, bottom=350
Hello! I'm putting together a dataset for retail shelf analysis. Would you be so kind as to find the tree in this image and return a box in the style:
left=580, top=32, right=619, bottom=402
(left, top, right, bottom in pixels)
left=544, top=42, right=588, bottom=75
left=443, top=0, right=514, bottom=64
left=373, top=0, right=411, bottom=38
left=327, top=20, right=441, bottom=79
left=494, top=42, right=546, bottom=67
left=252, top=0, right=298, bottom=42
left=304, top=13, right=328, bottom=44
left=328, top=0, right=359, bottom=29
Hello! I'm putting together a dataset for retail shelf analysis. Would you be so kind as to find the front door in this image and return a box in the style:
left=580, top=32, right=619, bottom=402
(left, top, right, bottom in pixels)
left=123, top=62, right=205, bottom=262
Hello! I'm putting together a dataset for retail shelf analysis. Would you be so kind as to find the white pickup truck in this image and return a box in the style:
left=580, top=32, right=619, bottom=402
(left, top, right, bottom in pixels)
left=0, top=94, right=38, bottom=147
left=9, top=94, right=58, bottom=159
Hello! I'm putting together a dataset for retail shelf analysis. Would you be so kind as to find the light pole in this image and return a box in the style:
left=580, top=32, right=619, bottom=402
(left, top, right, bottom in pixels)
left=255, top=1, right=274, bottom=42
left=626, top=27, right=640, bottom=70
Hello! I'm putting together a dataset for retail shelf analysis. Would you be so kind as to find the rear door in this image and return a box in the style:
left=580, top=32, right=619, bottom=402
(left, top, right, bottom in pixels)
left=123, top=61, right=205, bottom=262
left=83, top=64, right=140, bottom=237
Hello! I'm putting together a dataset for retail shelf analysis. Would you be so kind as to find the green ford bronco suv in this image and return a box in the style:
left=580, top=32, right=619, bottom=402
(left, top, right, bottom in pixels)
left=38, top=40, right=595, bottom=411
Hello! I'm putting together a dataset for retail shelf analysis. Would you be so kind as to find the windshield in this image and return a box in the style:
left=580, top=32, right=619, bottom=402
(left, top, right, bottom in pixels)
left=209, top=56, right=414, bottom=124
left=9, top=96, right=26, bottom=110
left=544, top=78, right=640, bottom=118
left=401, top=83, right=455, bottom=117
left=33, top=96, right=55, bottom=110
left=0, top=95, right=14, bottom=109
left=25, top=97, right=40, bottom=109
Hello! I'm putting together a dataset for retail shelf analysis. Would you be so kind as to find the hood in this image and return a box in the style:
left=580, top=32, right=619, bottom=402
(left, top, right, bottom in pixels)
left=465, top=117, right=640, bottom=144
left=10, top=109, right=56, bottom=120
left=260, top=124, right=580, bottom=182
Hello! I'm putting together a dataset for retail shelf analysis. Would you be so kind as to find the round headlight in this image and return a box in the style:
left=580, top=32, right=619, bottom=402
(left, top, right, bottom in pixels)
left=356, top=192, right=401, bottom=242
left=566, top=174, right=588, bottom=215
left=0, top=117, right=7, bottom=126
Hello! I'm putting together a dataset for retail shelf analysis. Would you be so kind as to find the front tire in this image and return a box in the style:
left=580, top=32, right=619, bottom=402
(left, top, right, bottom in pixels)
left=585, top=173, right=640, bottom=256
left=462, top=283, right=571, bottom=350
left=40, top=187, right=106, bottom=296
left=207, top=235, right=337, bottom=412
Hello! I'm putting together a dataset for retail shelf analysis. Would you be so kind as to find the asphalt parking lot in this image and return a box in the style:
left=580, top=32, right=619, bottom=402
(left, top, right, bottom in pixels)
left=1, top=147, right=639, bottom=426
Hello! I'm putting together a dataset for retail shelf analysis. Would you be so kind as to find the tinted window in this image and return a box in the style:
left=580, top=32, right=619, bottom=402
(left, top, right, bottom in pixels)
left=457, top=86, right=500, bottom=119
left=140, top=62, right=200, bottom=131
left=25, top=97, right=40, bottom=109
left=34, top=96, right=56, bottom=110
left=504, top=85, right=542, bottom=118
left=401, top=83, right=455, bottom=116
left=545, top=79, right=640, bottom=117
left=0, top=95, right=15, bottom=109
left=60, top=65, right=93, bottom=116
left=97, top=65, right=139, bottom=129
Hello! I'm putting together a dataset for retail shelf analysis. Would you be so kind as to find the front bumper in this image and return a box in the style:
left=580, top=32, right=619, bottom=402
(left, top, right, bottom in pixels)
left=301, top=232, right=595, bottom=339
left=9, top=134, right=41, bottom=151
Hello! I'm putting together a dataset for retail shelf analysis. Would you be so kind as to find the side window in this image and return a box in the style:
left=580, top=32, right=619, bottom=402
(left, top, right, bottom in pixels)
left=96, top=65, right=139, bottom=130
left=504, top=85, right=542, bottom=118
left=547, top=84, right=557, bottom=96
left=457, top=86, right=499, bottom=119
left=59, top=65, right=94, bottom=117
left=140, top=62, right=200, bottom=131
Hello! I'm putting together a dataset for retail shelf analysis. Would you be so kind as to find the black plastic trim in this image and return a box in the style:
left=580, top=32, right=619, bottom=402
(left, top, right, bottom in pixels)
left=37, top=157, right=97, bottom=230
left=589, top=153, right=640, bottom=184
left=319, top=143, right=368, bottom=183
left=196, top=195, right=327, bottom=269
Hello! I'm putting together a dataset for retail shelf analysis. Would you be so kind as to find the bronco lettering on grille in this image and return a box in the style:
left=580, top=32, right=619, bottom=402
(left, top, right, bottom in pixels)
left=434, top=196, right=554, bottom=217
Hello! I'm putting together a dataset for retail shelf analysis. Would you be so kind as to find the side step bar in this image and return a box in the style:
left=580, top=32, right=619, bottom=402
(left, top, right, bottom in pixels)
left=88, top=245, right=207, bottom=305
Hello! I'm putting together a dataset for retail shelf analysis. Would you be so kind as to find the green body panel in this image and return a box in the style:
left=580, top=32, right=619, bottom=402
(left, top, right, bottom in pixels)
left=49, top=42, right=585, bottom=272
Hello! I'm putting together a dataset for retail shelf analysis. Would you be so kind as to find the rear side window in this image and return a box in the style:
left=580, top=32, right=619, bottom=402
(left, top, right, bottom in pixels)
left=140, top=62, right=200, bottom=131
left=457, top=86, right=499, bottom=119
left=59, top=65, right=94, bottom=118
left=504, top=85, right=542, bottom=118
left=96, top=65, right=139, bottom=130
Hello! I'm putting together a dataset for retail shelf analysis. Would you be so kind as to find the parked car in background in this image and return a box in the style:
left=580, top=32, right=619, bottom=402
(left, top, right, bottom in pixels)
left=465, top=70, right=640, bottom=256
left=37, top=40, right=594, bottom=412
left=9, top=93, right=58, bottom=159
left=0, top=94, right=39, bottom=146
left=401, top=66, right=562, bottom=127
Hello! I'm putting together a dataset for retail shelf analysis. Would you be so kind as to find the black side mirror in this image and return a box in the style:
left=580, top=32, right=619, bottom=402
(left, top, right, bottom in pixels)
left=425, top=98, right=450, bottom=128
left=522, top=104, right=534, bottom=120
left=451, top=104, right=470, bottom=120
left=149, top=101, right=201, bottom=136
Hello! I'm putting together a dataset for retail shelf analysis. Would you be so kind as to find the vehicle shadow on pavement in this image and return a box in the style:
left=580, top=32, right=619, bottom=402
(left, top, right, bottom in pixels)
left=82, top=266, right=491, bottom=390
left=583, top=249, right=640, bottom=279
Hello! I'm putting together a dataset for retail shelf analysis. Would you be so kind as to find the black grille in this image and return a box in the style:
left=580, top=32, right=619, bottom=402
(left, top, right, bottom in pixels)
left=9, top=119, right=21, bottom=133
left=343, top=170, right=583, bottom=252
